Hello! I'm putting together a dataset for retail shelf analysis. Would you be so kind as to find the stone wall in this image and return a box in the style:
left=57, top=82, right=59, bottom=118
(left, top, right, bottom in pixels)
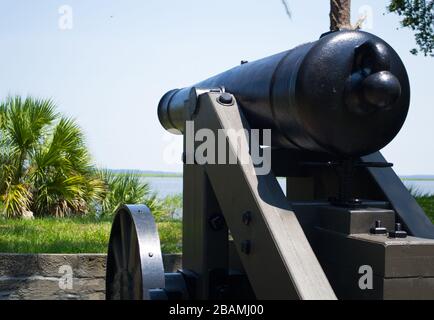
left=0, top=253, right=182, bottom=300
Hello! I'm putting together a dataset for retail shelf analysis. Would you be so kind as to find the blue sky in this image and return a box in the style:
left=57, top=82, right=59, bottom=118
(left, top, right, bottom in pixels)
left=0, top=0, right=432, bottom=174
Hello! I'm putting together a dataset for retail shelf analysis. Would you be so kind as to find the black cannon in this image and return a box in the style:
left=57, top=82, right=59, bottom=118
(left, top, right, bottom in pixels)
left=158, top=30, right=409, bottom=157
left=107, top=30, right=434, bottom=300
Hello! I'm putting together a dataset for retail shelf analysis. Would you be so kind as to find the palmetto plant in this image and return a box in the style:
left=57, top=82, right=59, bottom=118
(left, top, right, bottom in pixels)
left=0, top=96, right=104, bottom=217
left=97, top=170, right=167, bottom=220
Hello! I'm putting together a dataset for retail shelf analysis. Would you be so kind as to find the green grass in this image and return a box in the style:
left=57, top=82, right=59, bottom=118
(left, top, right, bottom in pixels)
left=0, top=216, right=111, bottom=253
left=0, top=215, right=182, bottom=254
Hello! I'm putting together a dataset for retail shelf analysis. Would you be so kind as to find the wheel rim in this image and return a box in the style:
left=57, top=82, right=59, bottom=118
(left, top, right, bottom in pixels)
left=106, top=205, right=165, bottom=300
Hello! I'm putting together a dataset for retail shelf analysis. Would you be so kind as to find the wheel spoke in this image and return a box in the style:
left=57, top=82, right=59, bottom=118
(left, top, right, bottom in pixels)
left=131, top=266, right=142, bottom=299
left=111, top=235, right=124, bottom=270
left=127, top=224, right=138, bottom=272
left=119, top=212, right=130, bottom=268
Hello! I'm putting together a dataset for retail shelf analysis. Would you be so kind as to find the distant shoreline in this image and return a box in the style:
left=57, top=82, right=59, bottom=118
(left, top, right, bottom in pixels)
left=112, top=172, right=182, bottom=178
left=134, top=173, right=183, bottom=178
left=125, top=174, right=434, bottom=181
left=109, top=169, right=434, bottom=180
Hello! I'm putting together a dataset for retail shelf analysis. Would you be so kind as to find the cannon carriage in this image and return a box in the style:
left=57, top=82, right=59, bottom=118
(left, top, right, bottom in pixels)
left=106, top=30, right=434, bottom=300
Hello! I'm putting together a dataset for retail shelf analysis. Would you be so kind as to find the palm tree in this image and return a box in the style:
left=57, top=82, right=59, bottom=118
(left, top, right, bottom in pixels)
left=0, top=96, right=104, bottom=217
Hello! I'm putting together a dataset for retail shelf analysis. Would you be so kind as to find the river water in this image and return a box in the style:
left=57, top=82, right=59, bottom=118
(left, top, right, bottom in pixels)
left=146, top=177, right=434, bottom=199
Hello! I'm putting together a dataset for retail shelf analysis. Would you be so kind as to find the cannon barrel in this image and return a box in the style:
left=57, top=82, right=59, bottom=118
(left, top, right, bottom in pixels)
left=158, top=31, right=410, bottom=157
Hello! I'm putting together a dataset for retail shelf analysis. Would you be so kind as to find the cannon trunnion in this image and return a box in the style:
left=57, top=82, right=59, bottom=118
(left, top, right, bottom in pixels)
left=107, top=31, right=434, bottom=300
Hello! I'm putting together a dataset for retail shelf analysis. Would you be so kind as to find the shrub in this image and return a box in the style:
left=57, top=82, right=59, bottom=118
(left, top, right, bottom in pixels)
left=161, top=194, right=182, bottom=220
left=96, top=170, right=166, bottom=219
left=0, top=96, right=104, bottom=217
left=409, top=186, right=434, bottom=223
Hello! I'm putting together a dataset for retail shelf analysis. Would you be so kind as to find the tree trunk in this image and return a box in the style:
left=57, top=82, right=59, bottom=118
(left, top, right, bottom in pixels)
left=330, top=0, right=351, bottom=31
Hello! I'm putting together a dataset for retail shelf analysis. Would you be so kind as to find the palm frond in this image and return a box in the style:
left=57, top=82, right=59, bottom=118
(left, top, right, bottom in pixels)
left=5, top=96, right=56, bottom=150
left=32, top=173, right=102, bottom=217
left=1, top=96, right=57, bottom=182
left=0, top=183, right=32, bottom=218
left=1, top=95, right=103, bottom=218
left=97, top=170, right=161, bottom=217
